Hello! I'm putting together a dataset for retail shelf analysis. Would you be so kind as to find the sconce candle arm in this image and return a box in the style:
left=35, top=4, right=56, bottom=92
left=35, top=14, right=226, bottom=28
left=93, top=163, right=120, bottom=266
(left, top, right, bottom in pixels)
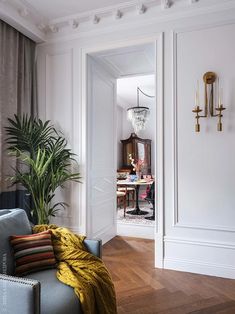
left=192, top=72, right=226, bottom=132
left=216, top=104, right=226, bottom=131
left=209, top=84, right=220, bottom=117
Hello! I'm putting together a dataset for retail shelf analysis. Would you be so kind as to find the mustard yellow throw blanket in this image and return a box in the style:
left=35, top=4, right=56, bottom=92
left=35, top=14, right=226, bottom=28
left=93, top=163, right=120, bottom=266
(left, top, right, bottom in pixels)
left=33, top=224, right=117, bottom=314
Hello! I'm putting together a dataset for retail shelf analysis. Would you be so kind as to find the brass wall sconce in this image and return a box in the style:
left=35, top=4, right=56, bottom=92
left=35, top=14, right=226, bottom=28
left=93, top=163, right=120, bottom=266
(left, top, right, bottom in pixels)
left=192, top=72, right=226, bottom=132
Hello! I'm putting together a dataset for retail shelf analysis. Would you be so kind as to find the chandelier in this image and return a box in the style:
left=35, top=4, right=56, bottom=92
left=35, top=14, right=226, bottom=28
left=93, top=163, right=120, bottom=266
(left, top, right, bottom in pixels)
left=127, top=87, right=154, bottom=134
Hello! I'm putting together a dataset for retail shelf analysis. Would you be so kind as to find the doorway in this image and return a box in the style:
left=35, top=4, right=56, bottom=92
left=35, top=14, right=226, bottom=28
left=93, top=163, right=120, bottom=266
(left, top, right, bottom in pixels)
left=81, top=35, right=164, bottom=268
left=116, top=74, right=156, bottom=238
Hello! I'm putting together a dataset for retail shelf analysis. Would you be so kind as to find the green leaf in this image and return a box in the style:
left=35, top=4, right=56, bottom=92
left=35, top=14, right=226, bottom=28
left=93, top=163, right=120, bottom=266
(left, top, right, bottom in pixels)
left=5, top=114, right=81, bottom=224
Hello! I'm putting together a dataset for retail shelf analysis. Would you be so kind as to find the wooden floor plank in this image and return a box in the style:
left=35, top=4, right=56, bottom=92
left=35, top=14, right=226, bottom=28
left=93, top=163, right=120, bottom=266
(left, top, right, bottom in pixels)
left=103, top=236, right=235, bottom=314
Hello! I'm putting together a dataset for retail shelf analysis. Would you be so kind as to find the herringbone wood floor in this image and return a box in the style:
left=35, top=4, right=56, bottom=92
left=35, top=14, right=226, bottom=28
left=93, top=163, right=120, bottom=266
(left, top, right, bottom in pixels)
left=103, top=236, right=235, bottom=314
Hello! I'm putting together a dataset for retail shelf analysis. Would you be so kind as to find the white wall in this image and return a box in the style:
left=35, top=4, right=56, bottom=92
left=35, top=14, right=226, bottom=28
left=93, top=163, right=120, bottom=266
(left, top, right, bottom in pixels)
left=37, top=3, right=235, bottom=279
left=163, top=22, right=235, bottom=278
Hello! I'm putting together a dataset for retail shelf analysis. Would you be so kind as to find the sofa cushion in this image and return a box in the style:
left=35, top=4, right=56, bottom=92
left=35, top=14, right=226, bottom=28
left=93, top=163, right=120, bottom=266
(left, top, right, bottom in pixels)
left=10, top=231, right=56, bottom=276
left=24, top=269, right=82, bottom=314
left=0, top=209, right=32, bottom=275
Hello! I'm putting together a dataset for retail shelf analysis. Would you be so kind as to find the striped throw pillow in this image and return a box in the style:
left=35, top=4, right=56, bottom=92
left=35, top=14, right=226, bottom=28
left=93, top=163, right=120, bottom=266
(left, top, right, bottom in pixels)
left=10, top=230, right=56, bottom=276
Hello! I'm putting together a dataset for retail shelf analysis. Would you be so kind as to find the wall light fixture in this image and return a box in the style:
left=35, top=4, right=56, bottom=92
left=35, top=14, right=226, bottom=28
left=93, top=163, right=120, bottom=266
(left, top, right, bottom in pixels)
left=192, top=72, right=226, bottom=132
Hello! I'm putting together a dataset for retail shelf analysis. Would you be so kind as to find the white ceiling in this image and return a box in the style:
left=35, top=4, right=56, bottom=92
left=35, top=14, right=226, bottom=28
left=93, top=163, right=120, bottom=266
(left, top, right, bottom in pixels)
left=117, top=75, right=155, bottom=109
left=91, top=43, right=155, bottom=78
left=91, top=43, right=155, bottom=109
left=20, top=0, right=133, bottom=20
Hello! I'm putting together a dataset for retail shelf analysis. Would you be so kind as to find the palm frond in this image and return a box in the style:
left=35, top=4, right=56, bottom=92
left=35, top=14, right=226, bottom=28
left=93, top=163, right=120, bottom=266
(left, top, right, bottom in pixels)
left=5, top=114, right=81, bottom=224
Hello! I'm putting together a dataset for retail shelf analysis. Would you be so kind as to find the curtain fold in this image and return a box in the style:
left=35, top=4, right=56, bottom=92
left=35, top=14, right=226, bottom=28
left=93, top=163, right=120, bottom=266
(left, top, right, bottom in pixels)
left=0, top=19, right=37, bottom=217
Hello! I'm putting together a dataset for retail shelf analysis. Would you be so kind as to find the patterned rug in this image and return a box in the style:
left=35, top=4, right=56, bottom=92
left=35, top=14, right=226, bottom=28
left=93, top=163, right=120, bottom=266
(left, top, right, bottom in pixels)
left=117, top=202, right=155, bottom=225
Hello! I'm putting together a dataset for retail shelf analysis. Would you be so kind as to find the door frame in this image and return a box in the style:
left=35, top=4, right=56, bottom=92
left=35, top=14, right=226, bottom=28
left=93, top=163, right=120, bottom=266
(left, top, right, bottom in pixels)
left=80, top=33, right=164, bottom=267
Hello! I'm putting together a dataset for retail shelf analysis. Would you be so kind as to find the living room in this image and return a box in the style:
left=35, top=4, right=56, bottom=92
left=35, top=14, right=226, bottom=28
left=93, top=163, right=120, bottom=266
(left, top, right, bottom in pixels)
left=1, top=0, right=235, bottom=313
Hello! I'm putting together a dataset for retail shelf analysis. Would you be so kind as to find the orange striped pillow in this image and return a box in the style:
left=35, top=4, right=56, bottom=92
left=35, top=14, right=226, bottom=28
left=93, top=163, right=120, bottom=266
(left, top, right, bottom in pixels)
left=10, top=230, right=56, bottom=276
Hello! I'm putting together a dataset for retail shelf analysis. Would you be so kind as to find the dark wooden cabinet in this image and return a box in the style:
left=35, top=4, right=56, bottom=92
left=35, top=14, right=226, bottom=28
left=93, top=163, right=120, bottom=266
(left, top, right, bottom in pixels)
left=121, top=133, right=151, bottom=175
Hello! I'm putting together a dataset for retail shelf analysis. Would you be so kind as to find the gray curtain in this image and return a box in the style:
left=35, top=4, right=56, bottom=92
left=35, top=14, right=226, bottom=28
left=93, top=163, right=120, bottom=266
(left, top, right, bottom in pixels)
left=0, top=19, right=37, bottom=216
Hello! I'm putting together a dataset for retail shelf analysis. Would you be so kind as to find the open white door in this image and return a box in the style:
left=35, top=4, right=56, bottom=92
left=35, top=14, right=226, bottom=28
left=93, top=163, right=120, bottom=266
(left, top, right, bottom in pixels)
left=87, top=56, right=117, bottom=244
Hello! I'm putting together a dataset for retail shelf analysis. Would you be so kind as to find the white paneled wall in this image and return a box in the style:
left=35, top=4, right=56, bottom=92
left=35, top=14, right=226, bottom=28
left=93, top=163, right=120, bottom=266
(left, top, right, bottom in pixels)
left=46, top=50, right=73, bottom=140
left=37, top=4, right=235, bottom=278
left=37, top=47, right=82, bottom=231
left=163, top=23, right=235, bottom=278
left=176, top=25, right=235, bottom=231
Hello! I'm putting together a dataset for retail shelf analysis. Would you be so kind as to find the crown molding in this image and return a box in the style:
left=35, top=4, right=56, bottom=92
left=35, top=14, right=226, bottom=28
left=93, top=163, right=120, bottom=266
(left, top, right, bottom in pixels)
left=0, top=0, right=46, bottom=42
left=1, top=0, right=235, bottom=43
left=114, top=9, right=122, bottom=20
left=162, top=0, right=172, bottom=10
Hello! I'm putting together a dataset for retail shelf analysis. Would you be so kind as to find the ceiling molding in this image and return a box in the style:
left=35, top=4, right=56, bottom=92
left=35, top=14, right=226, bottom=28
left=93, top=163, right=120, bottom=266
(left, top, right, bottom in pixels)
left=92, top=15, right=100, bottom=25
left=136, top=4, right=147, bottom=15
left=69, top=19, right=79, bottom=29
left=48, top=24, right=59, bottom=33
left=114, top=9, right=122, bottom=20
left=0, top=0, right=46, bottom=42
left=1, top=0, right=235, bottom=43
left=91, top=44, right=155, bottom=79
left=161, top=0, right=172, bottom=10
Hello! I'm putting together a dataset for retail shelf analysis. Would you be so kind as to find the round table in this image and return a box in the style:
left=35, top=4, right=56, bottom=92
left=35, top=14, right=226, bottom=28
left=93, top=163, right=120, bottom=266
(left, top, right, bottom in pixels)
left=117, top=180, right=154, bottom=215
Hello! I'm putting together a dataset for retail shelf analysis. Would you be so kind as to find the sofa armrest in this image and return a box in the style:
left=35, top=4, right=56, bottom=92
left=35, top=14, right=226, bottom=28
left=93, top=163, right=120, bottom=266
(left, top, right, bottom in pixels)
left=0, top=274, right=40, bottom=314
left=84, top=239, right=102, bottom=258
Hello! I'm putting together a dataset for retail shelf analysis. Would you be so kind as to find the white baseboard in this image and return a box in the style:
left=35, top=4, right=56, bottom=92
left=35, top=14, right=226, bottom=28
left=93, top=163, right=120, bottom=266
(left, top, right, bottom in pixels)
left=72, top=224, right=154, bottom=241
left=117, top=222, right=154, bottom=239
left=155, top=233, right=164, bottom=268
left=164, top=257, right=235, bottom=279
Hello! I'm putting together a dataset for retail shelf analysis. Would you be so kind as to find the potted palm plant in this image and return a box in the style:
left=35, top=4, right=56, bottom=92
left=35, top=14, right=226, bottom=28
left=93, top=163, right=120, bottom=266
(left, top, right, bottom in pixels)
left=5, top=115, right=81, bottom=224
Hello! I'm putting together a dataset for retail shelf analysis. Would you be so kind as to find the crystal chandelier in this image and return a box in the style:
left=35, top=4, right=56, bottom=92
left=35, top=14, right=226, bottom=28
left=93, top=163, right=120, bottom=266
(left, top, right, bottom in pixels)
left=127, top=87, right=154, bottom=134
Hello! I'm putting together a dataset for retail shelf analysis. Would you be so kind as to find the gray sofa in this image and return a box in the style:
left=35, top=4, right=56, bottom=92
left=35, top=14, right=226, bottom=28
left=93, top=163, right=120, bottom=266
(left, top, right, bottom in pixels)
left=0, top=208, right=102, bottom=314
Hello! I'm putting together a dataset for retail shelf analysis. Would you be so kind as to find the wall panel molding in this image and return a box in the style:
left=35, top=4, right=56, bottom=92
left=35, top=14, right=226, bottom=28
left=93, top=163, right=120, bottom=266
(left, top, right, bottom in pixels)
left=164, top=236, right=235, bottom=250
left=172, top=23, right=235, bottom=233
left=45, top=48, right=75, bottom=221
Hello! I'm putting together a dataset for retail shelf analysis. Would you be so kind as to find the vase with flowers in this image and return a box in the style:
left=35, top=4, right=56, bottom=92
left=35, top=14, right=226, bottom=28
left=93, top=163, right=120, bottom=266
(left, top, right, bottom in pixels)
left=129, top=154, right=144, bottom=180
